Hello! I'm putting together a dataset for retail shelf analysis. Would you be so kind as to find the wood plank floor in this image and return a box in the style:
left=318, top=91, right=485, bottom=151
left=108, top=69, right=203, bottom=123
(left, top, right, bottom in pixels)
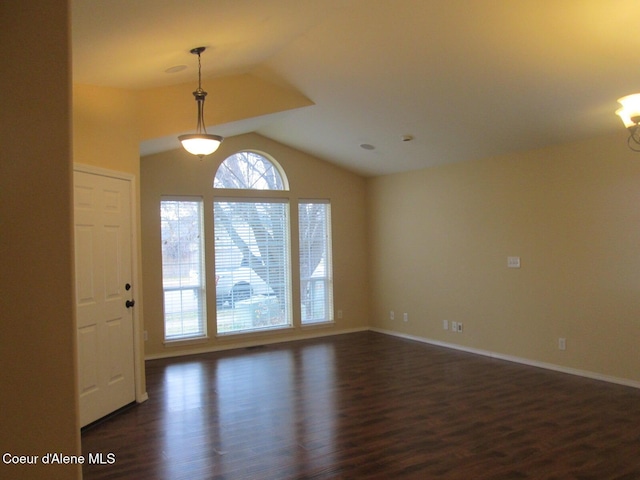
left=82, top=332, right=640, bottom=479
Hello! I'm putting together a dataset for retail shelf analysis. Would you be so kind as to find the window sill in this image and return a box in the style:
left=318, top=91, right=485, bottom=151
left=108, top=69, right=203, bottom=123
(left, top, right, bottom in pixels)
left=163, top=336, right=209, bottom=347
left=216, top=325, right=294, bottom=338
left=301, top=321, right=335, bottom=328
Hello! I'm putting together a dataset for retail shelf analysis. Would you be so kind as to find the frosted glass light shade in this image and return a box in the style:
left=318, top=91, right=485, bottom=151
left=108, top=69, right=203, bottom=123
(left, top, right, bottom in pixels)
left=616, top=94, right=640, bottom=128
left=179, top=134, right=223, bottom=157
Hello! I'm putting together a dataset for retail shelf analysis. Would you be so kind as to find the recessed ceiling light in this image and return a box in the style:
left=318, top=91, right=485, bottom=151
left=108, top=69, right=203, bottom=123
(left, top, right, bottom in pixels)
left=165, top=65, right=188, bottom=74
left=401, top=135, right=413, bottom=142
left=360, top=143, right=375, bottom=150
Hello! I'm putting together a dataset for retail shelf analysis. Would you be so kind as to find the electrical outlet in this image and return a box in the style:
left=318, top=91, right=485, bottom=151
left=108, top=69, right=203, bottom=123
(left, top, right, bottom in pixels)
left=451, top=321, right=458, bottom=332
left=390, top=311, right=394, bottom=321
left=558, top=338, right=566, bottom=351
left=403, top=312, right=408, bottom=322
left=457, top=322, right=463, bottom=333
left=337, top=310, right=343, bottom=319
left=144, top=330, right=148, bottom=342
left=443, top=320, right=449, bottom=330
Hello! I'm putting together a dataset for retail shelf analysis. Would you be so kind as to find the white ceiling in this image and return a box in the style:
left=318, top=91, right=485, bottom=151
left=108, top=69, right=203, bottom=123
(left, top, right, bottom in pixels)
left=72, top=0, right=640, bottom=176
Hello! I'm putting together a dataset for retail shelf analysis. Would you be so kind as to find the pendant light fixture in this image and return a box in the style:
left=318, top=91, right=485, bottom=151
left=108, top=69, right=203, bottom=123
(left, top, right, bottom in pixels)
left=178, top=47, right=223, bottom=158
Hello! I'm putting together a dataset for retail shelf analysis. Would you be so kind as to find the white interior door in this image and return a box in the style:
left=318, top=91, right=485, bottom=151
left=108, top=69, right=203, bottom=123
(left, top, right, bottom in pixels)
left=74, top=169, right=136, bottom=427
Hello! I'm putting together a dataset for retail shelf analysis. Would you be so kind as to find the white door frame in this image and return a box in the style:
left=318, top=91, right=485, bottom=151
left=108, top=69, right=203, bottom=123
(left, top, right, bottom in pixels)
left=74, top=163, right=148, bottom=405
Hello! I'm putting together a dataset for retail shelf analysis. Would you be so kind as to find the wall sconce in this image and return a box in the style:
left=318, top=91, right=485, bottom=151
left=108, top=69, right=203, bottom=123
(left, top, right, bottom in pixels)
left=616, top=94, right=640, bottom=151
left=178, top=47, right=223, bottom=158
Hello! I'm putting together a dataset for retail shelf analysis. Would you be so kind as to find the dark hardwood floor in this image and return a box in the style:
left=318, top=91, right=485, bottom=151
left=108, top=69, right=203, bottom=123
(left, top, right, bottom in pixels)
left=82, top=332, right=640, bottom=479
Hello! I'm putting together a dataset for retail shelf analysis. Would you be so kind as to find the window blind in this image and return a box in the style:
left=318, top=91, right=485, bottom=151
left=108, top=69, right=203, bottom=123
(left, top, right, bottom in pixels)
left=160, top=199, right=206, bottom=340
left=299, top=200, right=333, bottom=324
left=214, top=199, right=291, bottom=334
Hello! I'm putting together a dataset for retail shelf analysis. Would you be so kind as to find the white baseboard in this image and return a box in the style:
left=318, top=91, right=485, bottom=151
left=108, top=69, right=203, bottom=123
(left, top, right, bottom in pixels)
left=370, top=327, right=640, bottom=390
left=136, top=392, right=149, bottom=403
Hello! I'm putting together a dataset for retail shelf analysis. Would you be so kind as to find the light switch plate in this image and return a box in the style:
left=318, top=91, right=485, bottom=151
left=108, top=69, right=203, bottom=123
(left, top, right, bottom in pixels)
left=507, top=256, right=521, bottom=268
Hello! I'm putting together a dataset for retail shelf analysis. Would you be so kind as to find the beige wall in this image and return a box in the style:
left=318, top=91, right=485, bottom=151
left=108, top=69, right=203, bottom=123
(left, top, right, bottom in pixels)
left=0, top=1, right=81, bottom=479
left=73, top=84, right=140, bottom=173
left=141, top=133, right=370, bottom=358
left=368, top=132, right=640, bottom=384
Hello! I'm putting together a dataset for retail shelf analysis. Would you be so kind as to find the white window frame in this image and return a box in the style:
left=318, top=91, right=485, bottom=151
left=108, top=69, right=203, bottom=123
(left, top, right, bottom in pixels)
left=299, top=199, right=334, bottom=325
left=160, top=197, right=207, bottom=342
left=213, top=197, right=293, bottom=335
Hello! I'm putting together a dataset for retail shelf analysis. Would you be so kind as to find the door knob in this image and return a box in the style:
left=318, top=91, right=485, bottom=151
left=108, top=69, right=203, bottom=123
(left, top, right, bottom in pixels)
left=125, top=299, right=135, bottom=308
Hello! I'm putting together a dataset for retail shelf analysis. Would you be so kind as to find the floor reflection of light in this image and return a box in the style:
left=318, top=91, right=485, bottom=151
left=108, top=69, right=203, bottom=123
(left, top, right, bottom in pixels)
left=163, top=362, right=204, bottom=412
left=295, top=343, right=337, bottom=474
left=212, top=343, right=336, bottom=476
left=215, top=351, right=296, bottom=456
left=161, top=362, right=217, bottom=480
left=154, top=341, right=338, bottom=478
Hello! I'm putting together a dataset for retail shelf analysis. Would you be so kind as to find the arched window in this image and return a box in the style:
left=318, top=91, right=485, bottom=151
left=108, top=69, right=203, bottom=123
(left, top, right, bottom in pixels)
left=214, top=151, right=288, bottom=190
left=212, top=150, right=333, bottom=336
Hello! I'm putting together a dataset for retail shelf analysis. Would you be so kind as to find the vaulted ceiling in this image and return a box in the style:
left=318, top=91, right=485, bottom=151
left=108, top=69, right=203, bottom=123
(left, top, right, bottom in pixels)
left=72, top=0, right=640, bottom=176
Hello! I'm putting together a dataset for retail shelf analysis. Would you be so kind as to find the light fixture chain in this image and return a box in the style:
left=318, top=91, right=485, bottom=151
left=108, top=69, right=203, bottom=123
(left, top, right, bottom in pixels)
left=197, top=50, right=202, bottom=91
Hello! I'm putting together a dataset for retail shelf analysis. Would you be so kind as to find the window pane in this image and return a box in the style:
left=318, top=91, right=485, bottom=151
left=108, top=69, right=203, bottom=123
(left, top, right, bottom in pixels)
left=161, top=199, right=206, bottom=340
left=299, top=202, right=333, bottom=324
left=214, top=200, right=291, bottom=334
left=214, top=151, right=286, bottom=190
